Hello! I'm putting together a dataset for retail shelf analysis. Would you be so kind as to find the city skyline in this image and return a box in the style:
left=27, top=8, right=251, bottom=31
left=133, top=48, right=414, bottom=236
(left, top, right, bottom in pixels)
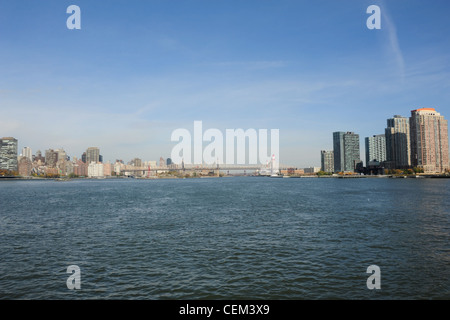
left=1, top=1, right=450, bottom=167
left=3, top=106, right=448, bottom=172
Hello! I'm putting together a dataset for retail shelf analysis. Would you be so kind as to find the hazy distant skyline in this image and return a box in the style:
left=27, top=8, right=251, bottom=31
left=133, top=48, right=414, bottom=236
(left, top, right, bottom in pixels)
left=1, top=0, right=449, bottom=166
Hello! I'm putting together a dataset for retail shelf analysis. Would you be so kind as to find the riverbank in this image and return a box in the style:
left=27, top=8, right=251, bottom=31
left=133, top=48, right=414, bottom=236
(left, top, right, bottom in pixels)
left=274, top=174, right=450, bottom=179
left=1, top=174, right=449, bottom=181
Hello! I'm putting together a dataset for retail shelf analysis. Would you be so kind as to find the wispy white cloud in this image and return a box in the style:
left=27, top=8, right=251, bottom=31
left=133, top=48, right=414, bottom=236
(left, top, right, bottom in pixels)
left=381, top=2, right=405, bottom=80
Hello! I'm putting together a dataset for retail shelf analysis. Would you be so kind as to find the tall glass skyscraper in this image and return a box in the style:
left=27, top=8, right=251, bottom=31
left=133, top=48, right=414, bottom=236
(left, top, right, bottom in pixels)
left=0, top=137, right=18, bottom=171
left=385, top=115, right=411, bottom=169
left=333, top=132, right=361, bottom=172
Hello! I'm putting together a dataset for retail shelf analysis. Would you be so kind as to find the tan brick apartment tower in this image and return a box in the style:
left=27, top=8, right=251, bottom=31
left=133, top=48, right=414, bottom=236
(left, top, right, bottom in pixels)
left=410, top=108, right=449, bottom=173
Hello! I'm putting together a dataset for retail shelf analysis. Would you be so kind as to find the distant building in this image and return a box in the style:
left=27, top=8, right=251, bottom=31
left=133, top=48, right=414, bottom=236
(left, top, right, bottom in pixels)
left=365, top=134, right=386, bottom=166
left=166, top=158, right=173, bottom=166
left=320, top=150, right=334, bottom=173
left=0, top=137, right=18, bottom=171
left=114, top=161, right=125, bottom=175
left=22, top=147, right=32, bottom=162
left=333, top=132, right=361, bottom=172
left=45, top=149, right=58, bottom=167
left=34, top=150, right=45, bottom=163
left=44, top=167, right=58, bottom=176
left=81, top=152, right=87, bottom=163
left=304, top=167, right=321, bottom=174
left=410, top=108, right=449, bottom=173
left=147, top=160, right=157, bottom=168
left=287, top=169, right=304, bottom=175
left=73, top=159, right=88, bottom=176
left=385, top=115, right=411, bottom=169
left=99, top=155, right=103, bottom=163
left=18, top=156, right=32, bottom=176
left=64, top=161, right=74, bottom=176
left=86, top=147, right=100, bottom=164
left=88, top=162, right=104, bottom=178
left=132, top=158, right=142, bottom=167
left=103, top=161, right=112, bottom=176
left=159, top=157, right=166, bottom=167
left=55, top=149, right=67, bottom=162
left=56, top=158, right=68, bottom=175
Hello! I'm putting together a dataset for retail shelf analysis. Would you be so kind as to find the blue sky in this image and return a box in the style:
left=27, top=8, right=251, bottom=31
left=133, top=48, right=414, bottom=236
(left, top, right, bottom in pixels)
left=1, top=0, right=449, bottom=166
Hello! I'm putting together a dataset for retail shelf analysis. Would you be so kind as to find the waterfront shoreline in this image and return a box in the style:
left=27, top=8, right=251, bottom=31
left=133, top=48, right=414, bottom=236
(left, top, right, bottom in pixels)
left=1, top=174, right=450, bottom=181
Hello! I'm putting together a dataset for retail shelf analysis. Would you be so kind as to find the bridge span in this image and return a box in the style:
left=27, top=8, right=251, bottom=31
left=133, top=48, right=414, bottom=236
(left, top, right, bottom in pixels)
left=119, top=164, right=290, bottom=173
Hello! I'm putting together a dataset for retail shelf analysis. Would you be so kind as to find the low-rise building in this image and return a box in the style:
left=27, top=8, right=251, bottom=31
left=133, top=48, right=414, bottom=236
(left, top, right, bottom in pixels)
left=103, top=161, right=112, bottom=176
left=88, top=162, right=104, bottom=178
left=73, top=159, right=88, bottom=176
left=304, top=167, right=321, bottom=174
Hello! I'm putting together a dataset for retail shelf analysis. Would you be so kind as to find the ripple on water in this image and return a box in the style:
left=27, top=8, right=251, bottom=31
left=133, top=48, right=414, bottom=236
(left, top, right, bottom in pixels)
left=0, top=178, right=449, bottom=299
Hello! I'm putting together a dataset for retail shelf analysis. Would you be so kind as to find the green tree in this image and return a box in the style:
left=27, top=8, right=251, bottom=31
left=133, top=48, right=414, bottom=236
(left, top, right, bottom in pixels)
left=413, top=167, right=424, bottom=174
left=403, top=169, right=414, bottom=175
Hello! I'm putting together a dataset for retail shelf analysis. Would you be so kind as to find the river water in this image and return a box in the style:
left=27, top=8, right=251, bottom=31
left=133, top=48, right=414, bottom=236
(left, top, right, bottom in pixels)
left=0, top=177, right=449, bottom=299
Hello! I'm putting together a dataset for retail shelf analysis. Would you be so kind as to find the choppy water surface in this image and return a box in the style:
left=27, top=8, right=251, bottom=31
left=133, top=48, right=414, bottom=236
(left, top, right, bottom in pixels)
left=0, top=177, right=449, bottom=299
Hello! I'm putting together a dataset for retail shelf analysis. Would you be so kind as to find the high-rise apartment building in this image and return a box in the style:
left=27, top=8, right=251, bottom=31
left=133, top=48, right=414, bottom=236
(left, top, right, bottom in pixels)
left=34, top=150, right=45, bottom=163
left=55, top=149, right=67, bottom=162
left=333, top=132, right=345, bottom=172
left=22, top=147, right=32, bottom=162
left=132, top=158, right=142, bottom=167
left=333, top=132, right=361, bottom=172
left=45, top=149, right=59, bottom=167
left=385, top=115, right=411, bottom=169
left=0, top=137, right=18, bottom=171
left=365, top=134, right=386, bottom=166
left=18, top=156, right=32, bottom=176
left=320, top=150, right=334, bottom=173
left=86, top=147, right=100, bottom=164
left=410, top=108, right=449, bottom=173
